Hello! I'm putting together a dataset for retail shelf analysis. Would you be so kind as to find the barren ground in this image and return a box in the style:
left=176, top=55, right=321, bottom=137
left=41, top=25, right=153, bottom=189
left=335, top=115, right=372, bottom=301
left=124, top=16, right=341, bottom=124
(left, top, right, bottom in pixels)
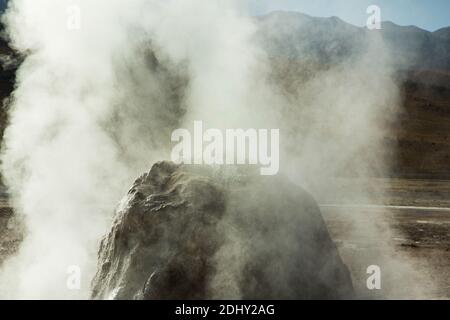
left=0, top=179, right=449, bottom=299
left=321, top=178, right=450, bottom=299
left=323, top=206, right=450, bottom=299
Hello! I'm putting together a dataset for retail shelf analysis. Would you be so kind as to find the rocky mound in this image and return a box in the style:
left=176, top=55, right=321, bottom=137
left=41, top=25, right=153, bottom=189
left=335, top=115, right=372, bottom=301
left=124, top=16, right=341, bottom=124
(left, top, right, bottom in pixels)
left=91, top=161, right=354, bottom=299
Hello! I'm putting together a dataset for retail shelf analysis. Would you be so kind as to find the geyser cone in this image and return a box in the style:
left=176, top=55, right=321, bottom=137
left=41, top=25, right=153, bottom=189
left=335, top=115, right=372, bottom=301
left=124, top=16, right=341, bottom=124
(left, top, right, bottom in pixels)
left=91, top=161, right=354, bottom=299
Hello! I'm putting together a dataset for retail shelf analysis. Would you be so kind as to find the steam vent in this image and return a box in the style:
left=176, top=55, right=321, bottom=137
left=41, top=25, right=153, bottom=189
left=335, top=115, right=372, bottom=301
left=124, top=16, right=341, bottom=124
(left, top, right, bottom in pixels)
left=91, top=161, right=354, bottom=299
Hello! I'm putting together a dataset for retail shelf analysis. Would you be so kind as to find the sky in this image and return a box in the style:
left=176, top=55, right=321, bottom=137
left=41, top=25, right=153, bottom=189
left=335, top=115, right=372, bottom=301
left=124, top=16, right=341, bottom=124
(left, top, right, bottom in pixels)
left=0, top=0, right=447, bottom=31
left=247, top=0, right=450, bottom=31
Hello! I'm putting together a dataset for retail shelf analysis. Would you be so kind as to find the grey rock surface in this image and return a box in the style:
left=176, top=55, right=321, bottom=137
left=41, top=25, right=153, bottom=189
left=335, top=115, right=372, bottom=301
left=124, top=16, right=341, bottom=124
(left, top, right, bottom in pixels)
left=91, top=161, right=354, bottom=299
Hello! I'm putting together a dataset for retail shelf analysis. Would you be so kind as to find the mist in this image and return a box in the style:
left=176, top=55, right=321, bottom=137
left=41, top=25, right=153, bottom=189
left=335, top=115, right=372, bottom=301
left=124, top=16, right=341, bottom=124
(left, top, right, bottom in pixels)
left=0, top=0, right=434, bottom=299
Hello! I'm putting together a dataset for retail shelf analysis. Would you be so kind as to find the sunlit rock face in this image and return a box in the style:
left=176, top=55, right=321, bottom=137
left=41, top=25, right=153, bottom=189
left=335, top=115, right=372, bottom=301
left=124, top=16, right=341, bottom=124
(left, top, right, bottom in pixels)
left=91, top=161, right=354, bottom=300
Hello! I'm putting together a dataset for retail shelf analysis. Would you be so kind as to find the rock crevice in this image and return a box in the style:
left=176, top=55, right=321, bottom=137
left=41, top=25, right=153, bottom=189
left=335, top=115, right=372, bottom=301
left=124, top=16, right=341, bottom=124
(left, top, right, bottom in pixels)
left=91, top=161, right=354, bottom=299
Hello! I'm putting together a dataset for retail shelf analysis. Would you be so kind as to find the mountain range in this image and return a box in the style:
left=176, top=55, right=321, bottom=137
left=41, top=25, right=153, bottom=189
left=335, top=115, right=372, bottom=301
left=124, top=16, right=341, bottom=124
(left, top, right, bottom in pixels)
left=0, top=10, right=448, bottom=177
left=255, top=11, right=450, bottom=178
left=256, top=11, right=450, bottom=71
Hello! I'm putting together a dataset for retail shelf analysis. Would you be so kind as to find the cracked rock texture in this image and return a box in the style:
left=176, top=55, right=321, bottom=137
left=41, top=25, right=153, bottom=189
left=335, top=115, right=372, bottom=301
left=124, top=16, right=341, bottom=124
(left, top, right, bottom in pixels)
left=91, top=161, right=354, bottom=299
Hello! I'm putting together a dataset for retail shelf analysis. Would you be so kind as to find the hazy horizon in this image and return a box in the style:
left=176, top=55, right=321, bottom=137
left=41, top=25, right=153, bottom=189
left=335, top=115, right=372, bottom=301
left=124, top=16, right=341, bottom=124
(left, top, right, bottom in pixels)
left=248, top=0, right=450, bottom=32
left=254, top=9, right=450, bottom=33
left=0, top=1, right=449, bottom=32
left=0, top=0, right=450, bottom=32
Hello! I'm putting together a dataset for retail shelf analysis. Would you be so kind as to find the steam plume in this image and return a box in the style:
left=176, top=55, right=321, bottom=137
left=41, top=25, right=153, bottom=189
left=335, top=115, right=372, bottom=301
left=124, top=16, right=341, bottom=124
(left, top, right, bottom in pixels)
left=0, top=0, right=434, bottom=299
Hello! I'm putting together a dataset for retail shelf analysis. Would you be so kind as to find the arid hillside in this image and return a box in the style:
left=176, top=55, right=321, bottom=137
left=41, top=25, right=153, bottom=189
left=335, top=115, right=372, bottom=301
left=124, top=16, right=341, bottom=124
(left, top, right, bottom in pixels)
left=0, top=36, right=15, bottom=142
left=0, top=13, right=448, bottom=178
left=256, top=11, right=450, bottom=179
left=393, top=70, right=450, bottom=178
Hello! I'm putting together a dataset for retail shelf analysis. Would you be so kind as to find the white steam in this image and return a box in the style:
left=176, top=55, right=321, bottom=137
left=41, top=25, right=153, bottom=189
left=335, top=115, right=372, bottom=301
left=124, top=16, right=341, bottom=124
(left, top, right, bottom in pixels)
left=0, top=0, right=268, bottom=299
left=0, top=0, right=434, bottom=299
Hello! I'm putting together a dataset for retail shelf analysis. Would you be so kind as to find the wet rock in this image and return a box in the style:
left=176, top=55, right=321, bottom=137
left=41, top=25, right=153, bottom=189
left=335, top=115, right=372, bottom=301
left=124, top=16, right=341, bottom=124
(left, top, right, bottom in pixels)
left=91, top=161, right=354, bottom=299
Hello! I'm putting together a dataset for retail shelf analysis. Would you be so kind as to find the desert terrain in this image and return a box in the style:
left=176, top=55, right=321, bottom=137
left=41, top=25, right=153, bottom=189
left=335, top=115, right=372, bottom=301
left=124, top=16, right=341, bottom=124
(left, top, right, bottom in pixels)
left=1, top=179, right=450, bottom=299
left=0, top=11, right=449, bottom=299
left=320, top=178, right=450, bottom=299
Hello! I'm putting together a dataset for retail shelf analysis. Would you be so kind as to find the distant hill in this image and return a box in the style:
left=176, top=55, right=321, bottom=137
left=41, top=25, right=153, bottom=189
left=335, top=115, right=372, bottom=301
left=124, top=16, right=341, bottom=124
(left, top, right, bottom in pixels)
left=0, top=9, right=448, bottom=178
left=0, top=0, right=15, bottom=144
left=256, top=11, right=450, bottom=178
left=434, top=27, right=450, bottom=40
left=255, top=11, right=365, bottom=66
left=256, top=11, right=450, bottom=71
left=0, top=0, right=7, bottom=13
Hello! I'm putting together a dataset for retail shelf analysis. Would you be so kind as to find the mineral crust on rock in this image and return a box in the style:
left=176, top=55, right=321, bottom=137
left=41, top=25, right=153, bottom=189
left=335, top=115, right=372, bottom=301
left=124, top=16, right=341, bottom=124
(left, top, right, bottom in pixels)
left=91, top=161, right=354, bottom=299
